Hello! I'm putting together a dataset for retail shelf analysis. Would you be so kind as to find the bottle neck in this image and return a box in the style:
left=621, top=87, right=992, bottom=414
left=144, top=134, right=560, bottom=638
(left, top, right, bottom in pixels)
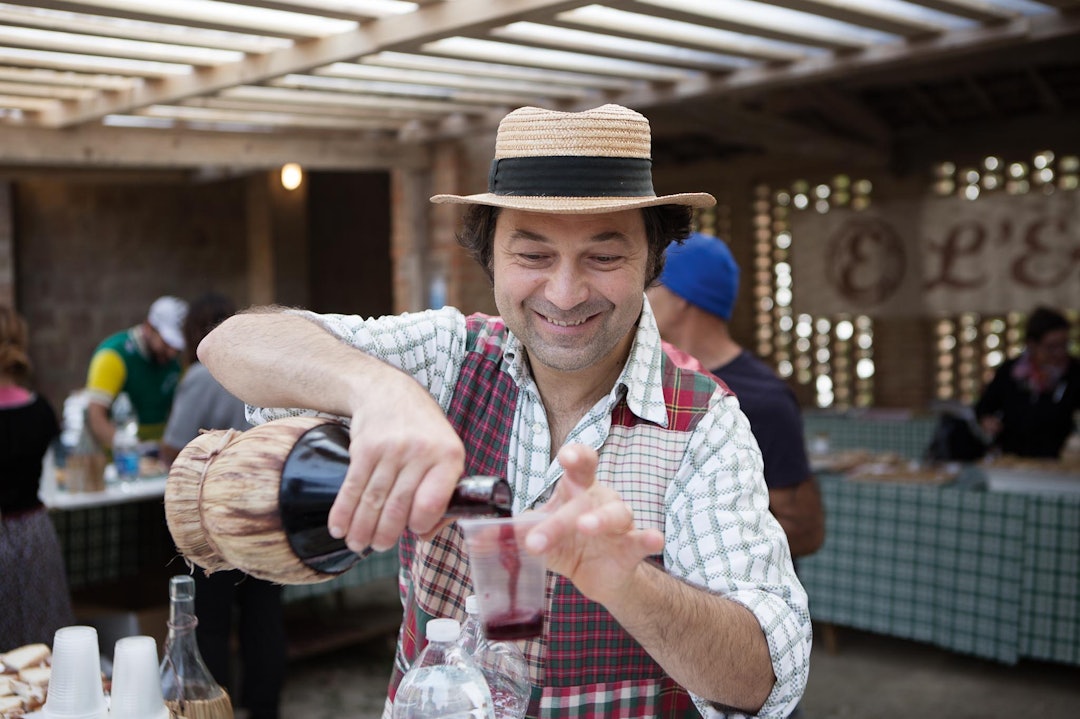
left=168, top=581, right=198, bottom=637
left=167, top=610, right=198, bottom=641
left=278, top=423, right=514, bottom=572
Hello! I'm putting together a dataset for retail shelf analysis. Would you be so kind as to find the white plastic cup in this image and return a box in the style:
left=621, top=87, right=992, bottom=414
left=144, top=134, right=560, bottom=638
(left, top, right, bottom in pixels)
left=458, top=513, right=547, bottom=641
left=42, top=626, right=108, bottom=719
left=109, top=636, right=170, bottom=719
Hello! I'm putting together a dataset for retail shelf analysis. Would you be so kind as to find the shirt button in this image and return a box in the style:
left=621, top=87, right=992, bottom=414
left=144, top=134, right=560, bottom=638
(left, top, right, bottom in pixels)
left=533, top=422, right=544, bottom=435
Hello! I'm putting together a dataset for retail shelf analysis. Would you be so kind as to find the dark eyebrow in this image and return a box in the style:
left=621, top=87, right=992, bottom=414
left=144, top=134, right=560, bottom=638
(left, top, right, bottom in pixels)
left=506, top=229, right=633, bottom=245
left=590, top=231, right=633, bottom=245
left=507, top=229, right=548, bottom=243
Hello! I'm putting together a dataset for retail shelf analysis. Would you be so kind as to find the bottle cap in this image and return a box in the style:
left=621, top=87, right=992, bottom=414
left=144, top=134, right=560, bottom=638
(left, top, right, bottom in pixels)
left=427, top=618, right=461, bottom=643
left=465, top=595, right=478, bottom=615
left=169, top=574, right=195, bottom=601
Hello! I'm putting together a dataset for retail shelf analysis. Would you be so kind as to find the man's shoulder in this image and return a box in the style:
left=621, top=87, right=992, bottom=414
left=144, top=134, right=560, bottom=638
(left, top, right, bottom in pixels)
left=716, top=352, right=801, bottom=417
left=648, top=343, right=731, bottom=433
left=717, top=351, right=789, bottom=392
left=94, top=328, right=135, bottom=354
left=464, top=313, right=510, bottom=356
left=659, top=340, right=729, bottom=394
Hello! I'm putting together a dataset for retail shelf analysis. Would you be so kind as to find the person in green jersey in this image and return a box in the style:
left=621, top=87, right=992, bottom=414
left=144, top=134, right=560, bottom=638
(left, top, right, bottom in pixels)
left=84, top=295, right=188, bottom=450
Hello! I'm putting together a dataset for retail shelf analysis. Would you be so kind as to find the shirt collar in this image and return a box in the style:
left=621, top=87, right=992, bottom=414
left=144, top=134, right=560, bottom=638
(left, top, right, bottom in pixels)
left=500, top=294, right=670, bottom=428
left=128, top=325, right=152, bottom=361
left=618, top=295, right=670, bottom=428
left=502, top=329, right=531, bottom=390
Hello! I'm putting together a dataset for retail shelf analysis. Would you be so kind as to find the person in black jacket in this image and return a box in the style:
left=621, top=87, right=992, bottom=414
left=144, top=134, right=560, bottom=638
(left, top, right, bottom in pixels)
left=0, top=305, right=75, bottom=650
left=975, top=306, right=1080, bottom=459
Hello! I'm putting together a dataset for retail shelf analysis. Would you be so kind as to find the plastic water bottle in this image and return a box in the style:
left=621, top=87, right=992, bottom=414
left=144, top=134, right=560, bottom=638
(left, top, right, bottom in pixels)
left=393, top=618, right=494, bottom=719
left=112, top=392, right=140, bottom=483
left=460, top=596, right=531, bottom=719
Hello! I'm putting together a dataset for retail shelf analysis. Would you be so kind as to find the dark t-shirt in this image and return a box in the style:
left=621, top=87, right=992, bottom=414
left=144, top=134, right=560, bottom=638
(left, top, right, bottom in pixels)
left=714, top=351, right=811, bottom=490
left=0, top=394, right=60, bottom=513
left=974, top=356, right=1080, bottom=458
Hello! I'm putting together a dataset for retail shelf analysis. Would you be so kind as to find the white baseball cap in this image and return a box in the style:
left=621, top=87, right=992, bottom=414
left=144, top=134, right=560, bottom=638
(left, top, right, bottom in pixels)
left=148, top=296, right=188, bottom=351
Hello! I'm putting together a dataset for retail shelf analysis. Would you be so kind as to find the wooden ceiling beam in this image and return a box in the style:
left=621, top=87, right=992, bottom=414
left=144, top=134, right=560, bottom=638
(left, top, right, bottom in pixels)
left=1028, top=0, right=1080, bottom=9
left=37, top=0, right=590, bottom=128
left=0, top=0, right=336, bottom=38
left=840, top=31, right=1080, bottom=89
left=897, top=0, right=1017, bottom=23
left=963, top=75, right=998, bottom=116
left=647, top=98, right=888, bottom=164
left=486, top=23, right=741, bottom=73
left=0, top=122, right=428, bottom=170
left=0, top=4, right=292, bottom=52
left=749, top=0, right=949, bottom=38
left=608, top=11, right=1080, bottom=113
left=780, top=84, right=894, bottom=144
left=1025, top=67, right=1063, bottom=113
left=542, top=10, right=807, bottom=64
left=232, top=1, right=408, bottom=22
left=622, top=0, right=863, bottom=51
left=905, top=83, right=949, bottom=127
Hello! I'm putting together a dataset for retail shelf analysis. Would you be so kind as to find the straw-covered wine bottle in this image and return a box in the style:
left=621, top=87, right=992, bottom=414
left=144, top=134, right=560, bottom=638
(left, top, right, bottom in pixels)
left=165, top=416, right=512, bottom=585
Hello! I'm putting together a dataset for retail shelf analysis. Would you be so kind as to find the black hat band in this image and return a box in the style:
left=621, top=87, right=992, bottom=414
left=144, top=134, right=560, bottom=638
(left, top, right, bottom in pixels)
left=488, top=155, right=655, bottom=197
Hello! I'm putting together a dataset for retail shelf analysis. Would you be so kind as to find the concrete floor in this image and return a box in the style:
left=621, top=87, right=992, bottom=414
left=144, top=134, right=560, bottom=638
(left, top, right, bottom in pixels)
left=278, top=580, right=1080, bottom=719
left=801, top=625, right=1079, bottom=719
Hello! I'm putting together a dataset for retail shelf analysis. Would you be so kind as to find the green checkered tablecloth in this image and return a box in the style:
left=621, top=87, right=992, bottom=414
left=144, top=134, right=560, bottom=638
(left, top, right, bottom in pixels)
left=803, top=413, right=937, bottom=460
left=52, top=498, right=400, bottom=604
left=51, top=500, right=171, bottom=589
left=800, top=472, right=1080, bottom=666
left=1020, top=495, right=1080, bottom=665
left=282, top=547, right=399, bottom=602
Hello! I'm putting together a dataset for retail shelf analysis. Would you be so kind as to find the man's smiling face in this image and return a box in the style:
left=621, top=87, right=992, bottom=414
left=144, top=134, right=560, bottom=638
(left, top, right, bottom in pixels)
left=492, top=208, right=649, bottom=376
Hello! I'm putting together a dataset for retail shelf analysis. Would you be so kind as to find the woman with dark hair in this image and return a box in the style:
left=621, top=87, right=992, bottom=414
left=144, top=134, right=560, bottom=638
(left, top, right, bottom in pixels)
left=0, top=305, right=75, bottom=650
left=161, top=293, right=286, bottom=719
left=975, top=306, right=1080, bottom=458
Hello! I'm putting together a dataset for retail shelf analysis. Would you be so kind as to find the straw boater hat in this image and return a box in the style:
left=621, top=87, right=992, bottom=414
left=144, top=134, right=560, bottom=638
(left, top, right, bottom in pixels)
left=430, top=104, right=716, bottom=214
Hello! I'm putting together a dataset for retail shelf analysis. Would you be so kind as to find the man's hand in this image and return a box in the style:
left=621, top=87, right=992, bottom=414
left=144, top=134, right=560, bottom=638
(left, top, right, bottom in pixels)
left=199, top=310, right=468, bottom=554
left=525, top=443, right=664, bottom=602
left=328, top=379, right=466, bottom=553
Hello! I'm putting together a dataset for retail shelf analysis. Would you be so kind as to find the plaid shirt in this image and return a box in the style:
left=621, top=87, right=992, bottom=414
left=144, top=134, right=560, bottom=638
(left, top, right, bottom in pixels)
left=252, top=299, right=811, bottom=719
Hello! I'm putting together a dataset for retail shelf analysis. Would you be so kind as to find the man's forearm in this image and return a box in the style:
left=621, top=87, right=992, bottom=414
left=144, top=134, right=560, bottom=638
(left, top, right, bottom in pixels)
left=198, top=311, right=390, bottom=416
left=602, top=561, right=775, bottom=712
left=770, top=480, right=825, bottom=558
left=86, top=402, right=115, bottom=449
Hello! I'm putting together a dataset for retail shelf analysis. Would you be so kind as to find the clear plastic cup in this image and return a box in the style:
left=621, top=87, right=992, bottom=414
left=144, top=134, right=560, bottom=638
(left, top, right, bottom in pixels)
left=458, top=513, right=547, bottom=641
left=42, top=626, right=108, bottom=719
left=109, top=636, right=170, bottom=719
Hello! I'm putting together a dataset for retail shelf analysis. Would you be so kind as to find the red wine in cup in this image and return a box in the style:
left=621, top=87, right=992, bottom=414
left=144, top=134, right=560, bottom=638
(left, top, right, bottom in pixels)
left=484, top=610, right=544, bottom=641
left=483, top=522, right=544, bottom=640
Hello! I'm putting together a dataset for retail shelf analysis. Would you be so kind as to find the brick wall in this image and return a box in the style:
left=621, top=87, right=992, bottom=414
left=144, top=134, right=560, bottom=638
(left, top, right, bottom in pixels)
left=10, top=170, right=392, bottom=414
left=13, top=176, right=250, bottom=411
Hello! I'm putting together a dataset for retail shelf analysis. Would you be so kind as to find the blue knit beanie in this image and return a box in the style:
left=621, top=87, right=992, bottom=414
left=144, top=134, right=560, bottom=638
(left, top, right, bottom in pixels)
left=658, top=232, right=739, bottom=320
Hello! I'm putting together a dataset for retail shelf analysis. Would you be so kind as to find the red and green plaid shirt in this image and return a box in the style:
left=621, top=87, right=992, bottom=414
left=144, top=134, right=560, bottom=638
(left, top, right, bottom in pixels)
left=254, top=299, right=811, bottom=718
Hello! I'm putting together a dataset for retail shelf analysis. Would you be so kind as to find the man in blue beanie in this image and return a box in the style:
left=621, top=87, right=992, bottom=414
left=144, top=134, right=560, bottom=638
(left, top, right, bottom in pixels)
left=648, top=233, right=825, bottom=560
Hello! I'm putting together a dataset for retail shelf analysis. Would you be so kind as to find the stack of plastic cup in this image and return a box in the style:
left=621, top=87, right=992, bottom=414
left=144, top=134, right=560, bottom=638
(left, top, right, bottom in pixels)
left=42, top=626, right=108, bottom=719
left=109, top=636, right=169, bottom=719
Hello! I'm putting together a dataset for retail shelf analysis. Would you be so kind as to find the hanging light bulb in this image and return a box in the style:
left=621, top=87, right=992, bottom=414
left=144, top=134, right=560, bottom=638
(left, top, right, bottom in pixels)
left=280, top=162, right=303, bottom=191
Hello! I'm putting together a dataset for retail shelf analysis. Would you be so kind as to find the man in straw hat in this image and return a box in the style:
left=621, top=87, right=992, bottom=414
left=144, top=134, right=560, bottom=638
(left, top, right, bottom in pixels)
left=199, top=104, right=810, bottom=718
